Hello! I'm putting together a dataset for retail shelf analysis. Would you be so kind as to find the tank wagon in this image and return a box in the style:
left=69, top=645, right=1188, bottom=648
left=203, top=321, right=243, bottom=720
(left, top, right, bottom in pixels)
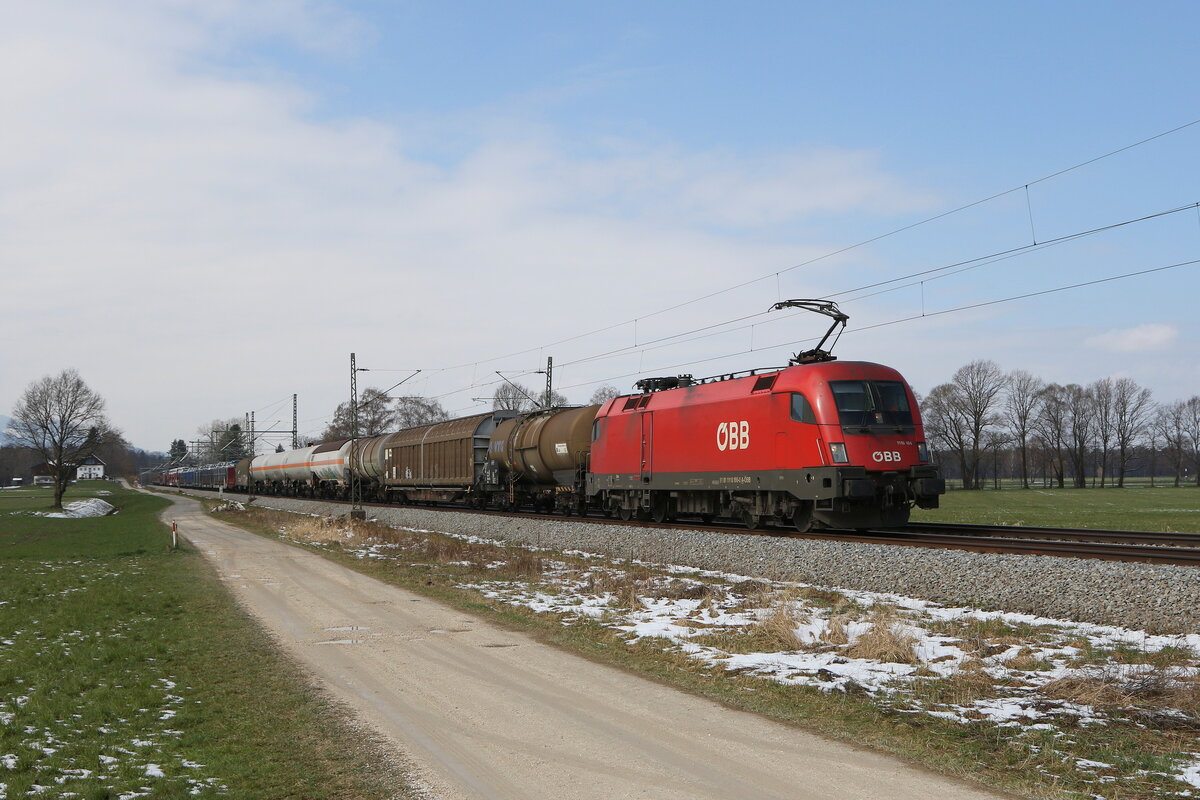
left=484, top=405, right=601, bottom=513
left=148, top=300, right=946, bottom=530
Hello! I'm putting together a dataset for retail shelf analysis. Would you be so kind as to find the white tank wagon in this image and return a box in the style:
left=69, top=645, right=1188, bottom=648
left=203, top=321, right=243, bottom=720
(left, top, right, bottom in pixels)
left=249, top=444, right=320, bottom=492
left=310, top=439, right=353, bottom=492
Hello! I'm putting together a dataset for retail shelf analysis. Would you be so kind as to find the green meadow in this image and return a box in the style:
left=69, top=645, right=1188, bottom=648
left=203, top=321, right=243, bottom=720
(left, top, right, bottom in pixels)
left=0, top=481, right=412, bottom=799
left=910, top=485, right=1200, bottom=532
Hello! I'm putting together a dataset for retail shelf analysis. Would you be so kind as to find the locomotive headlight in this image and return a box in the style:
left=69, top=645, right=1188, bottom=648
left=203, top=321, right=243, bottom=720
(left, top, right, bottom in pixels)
left=917, top=442, right=930, bottom=462
left=829, top=442, right=849, bottom=464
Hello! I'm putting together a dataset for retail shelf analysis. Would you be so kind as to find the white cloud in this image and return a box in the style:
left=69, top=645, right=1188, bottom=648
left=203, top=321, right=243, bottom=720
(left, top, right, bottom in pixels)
left=0, top=2, right=936, bottom=449
left=1085, top=323, right=1178, bottom=353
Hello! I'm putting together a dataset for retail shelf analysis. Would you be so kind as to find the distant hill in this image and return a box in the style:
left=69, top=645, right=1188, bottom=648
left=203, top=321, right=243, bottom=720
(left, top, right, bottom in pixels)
left=0, top=415, right=15, bottom=445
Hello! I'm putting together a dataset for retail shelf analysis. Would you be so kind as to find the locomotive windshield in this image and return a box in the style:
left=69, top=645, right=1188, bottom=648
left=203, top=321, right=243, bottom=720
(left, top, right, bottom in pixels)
left=829, top=380, right=914, bottom=431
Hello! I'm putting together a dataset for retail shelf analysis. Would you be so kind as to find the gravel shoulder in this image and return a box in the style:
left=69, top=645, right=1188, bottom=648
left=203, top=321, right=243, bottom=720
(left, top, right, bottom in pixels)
left=163, top=491, right=1009, bottom=800
left=219, top=491, right=1199, bottom=634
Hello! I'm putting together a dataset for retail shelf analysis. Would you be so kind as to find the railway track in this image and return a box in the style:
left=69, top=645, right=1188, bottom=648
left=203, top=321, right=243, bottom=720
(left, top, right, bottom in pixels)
left=171, top=486, right=1200, bottom=567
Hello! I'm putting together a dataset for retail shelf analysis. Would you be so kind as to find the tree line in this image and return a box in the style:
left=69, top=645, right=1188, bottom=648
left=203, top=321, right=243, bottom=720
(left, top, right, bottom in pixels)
left=169, top=382, right=625, bottom=462
left=922, top=360, right=1200, bottom=489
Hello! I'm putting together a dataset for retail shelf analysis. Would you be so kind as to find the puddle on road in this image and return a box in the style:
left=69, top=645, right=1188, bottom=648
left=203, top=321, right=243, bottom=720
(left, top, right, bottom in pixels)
left=315, top=639, right=361, bottom=645
left=481, top=643, right=518, bottom=648
left=325, top=626, right=369, bottom=632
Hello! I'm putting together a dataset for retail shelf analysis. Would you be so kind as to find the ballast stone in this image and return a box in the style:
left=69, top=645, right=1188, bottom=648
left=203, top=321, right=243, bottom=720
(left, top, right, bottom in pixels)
left=185, top=490, right=1199, bottom=635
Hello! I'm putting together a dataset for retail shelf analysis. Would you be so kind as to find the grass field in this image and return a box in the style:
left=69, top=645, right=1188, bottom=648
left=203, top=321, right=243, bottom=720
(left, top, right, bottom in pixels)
left=206, top=499, right=1200, bottom=800
left=911, top=486, right=1200, bottom=532
left=0, top=482, right=414, bottom=799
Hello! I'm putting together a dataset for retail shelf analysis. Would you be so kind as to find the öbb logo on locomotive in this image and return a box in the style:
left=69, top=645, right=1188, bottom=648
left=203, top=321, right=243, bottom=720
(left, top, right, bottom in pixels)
left=871, top=450, right=903, bottom=463
left=716, top=421, right=750, bottom=452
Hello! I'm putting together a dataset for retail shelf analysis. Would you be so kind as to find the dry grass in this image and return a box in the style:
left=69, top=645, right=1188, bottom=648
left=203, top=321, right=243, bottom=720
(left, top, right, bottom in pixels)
left=1044, top=665, right=1200, bottom=715
left=747, top=604, right=807, bottom=652
left=912, top=658, right=998, bottom=707
left=645, top=578, right=726, bottom=603
left=820, top=613, right=851, bottom=647
left=588, top=569, right=647, bottom=610
left=1005, top=647, right=1056, bottom=672
left=846, top=607, right=919, bottom=664
left=498, top=551, right=545, bottom=578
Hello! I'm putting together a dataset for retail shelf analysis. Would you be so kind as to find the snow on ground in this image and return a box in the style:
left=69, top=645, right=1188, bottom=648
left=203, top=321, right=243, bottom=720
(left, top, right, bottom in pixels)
left=266, top=514, right=1200, bottom=798
left=20, top=499, right=116, bottom=518
left=0, top=561, right=226, bottom=797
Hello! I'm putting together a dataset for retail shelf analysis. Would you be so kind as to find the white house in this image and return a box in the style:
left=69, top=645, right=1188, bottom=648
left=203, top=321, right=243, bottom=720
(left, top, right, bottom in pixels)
left=76, top=455, right=106, bottom=480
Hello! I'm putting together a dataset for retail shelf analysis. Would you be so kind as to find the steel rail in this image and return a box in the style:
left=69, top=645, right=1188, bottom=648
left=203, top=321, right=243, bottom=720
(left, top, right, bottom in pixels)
left=166, top=486, right=1200, bottom=567
left=904, top=521, right=1200, bottom=548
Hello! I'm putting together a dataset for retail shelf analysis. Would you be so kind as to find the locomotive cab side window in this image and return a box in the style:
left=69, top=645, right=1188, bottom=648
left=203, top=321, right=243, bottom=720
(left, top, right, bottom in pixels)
left=829, top=380, right=914, bottom=432
left=789, top=393, right=817, bottom=424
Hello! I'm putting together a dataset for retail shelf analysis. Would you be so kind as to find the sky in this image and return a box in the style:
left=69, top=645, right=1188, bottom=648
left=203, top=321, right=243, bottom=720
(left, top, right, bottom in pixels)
left=2, top=1, right=1198, bottom=453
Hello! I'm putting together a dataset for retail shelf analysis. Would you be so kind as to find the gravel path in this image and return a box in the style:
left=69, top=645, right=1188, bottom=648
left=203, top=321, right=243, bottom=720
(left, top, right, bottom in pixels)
left=167, top=491, right=1008, bottom=800
left=184, top=489, right=1199, bottom=634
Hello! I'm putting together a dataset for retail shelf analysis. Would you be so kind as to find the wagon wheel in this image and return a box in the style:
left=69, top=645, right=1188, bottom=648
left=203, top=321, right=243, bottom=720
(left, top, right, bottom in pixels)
left=792, top=502, right=815, bottom=533
left=618, top=506, right=634, bottom=522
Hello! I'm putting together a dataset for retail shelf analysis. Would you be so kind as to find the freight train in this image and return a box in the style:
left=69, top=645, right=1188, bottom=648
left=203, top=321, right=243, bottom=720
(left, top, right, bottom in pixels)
left=147, top=302, right=945, bottom=530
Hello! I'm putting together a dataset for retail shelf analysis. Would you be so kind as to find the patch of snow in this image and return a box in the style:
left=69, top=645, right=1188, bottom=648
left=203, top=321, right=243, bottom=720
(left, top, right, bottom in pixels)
left=34, top=499, right=116, bottom=518
left=1180, top=755, right=1200, bottom=789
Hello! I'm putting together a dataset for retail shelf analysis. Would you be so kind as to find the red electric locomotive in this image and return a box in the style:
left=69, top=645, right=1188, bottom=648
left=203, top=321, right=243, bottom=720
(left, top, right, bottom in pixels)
left=586, top=300, right=944, bottom=530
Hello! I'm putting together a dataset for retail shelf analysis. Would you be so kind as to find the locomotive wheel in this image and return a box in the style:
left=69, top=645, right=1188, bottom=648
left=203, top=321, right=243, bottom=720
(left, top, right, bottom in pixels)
left=792, top=503, right=814, bottom=533
left=650, top=494, right=671, bottom=524
left=740, top=508, right=763, bottom=530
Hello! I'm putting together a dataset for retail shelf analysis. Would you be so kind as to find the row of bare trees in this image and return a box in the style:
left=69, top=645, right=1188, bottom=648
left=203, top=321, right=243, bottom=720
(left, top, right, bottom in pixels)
left=922, top=360, right=1199, bottom=489
left=318, top=382, right=621, bottom=441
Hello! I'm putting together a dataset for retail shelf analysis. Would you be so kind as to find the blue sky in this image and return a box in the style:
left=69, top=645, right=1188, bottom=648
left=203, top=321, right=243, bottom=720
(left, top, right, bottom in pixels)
left=1, top=1, right=1197, bottom=450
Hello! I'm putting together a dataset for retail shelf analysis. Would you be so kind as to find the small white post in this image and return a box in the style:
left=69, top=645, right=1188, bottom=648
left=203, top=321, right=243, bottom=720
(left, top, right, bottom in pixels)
left=171, top=520, right=178, bottom=549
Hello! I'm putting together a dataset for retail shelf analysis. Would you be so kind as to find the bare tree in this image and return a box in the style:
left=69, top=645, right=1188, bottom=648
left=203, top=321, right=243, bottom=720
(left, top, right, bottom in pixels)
left=322, top=388, right=398, bottom=440
left=922, top=360, right=1005, bottom=489
left=1155, top=401, right=1188, bottom=487
left=588, top=385, right=622, bottom=405
left=1063, top=384, right=1093, bottom=488
left=1033, top=384, right=1068, bottom=488
left=1185, top=396, right=1200, bottom=486
left=195, top=418, right=251, bottom=461
left=1112, top=378, right=1153, bottom=487
left=394, top=396, right=450, bottom=429
left=1090, top=378, right=1115, bottom=487
left=9, top=369, right=116, bottom=508
left=921, top=384, right=970, bottom=487
left=493, top=381, right=539, bottom=413
left=1004, top=369, right=1044, bottom=488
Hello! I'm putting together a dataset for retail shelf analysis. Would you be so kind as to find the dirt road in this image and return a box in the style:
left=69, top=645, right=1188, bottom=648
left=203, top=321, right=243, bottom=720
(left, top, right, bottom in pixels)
left=166, top=493, right=1006, bottom=800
